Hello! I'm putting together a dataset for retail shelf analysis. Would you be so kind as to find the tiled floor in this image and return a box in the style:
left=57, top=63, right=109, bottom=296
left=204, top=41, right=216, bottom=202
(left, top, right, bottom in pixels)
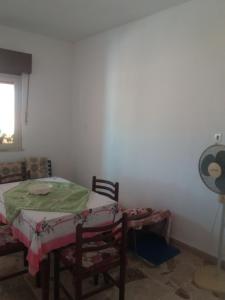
left=0, top=247, right=224, bottom=300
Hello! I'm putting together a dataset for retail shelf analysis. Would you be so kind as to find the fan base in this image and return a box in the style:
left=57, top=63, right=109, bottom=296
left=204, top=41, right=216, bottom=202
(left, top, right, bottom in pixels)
left=194, top=265, right=225, bottom=293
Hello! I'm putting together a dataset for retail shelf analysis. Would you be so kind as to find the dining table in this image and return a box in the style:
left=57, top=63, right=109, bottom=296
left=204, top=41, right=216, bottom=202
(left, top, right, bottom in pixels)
left=0, top=176, right=119, bottom=300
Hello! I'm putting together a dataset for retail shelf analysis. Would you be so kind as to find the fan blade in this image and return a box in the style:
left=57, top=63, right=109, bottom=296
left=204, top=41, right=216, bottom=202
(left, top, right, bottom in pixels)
left=216, top=151, right=225, bottom=174
left=200, top=154, right=215, bottom=176
left=215, top=176, right=225, bottom=194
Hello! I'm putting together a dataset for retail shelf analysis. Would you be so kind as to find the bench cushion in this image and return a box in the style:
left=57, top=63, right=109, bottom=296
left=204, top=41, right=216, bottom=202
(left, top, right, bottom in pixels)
left=26, top=157, right=48, bottom=179
left=0, top=161, right=24, bottom=183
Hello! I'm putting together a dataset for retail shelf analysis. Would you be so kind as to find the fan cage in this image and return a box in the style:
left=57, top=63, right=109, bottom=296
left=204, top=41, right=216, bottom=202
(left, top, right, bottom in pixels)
left=199, top=144, right=225, bottom=195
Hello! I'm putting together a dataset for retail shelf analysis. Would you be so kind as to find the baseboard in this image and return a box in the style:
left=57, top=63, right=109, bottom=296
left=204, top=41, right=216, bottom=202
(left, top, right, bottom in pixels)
left=171, top=238, right=225, bottom=269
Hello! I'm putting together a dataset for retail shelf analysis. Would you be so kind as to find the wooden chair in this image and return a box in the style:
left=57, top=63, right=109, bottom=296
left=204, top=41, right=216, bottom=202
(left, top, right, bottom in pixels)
left=0, top=171, right=28, bottom=281
left=92, top=176, right=119, bottom=202
left=92, top=176, right=120, bottom=285
left=53, top=213, right=128, bottom=300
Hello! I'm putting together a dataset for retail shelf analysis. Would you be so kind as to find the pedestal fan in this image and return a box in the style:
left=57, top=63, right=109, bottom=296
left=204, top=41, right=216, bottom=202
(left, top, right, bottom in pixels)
left=194, top=143, right=225, bottom=292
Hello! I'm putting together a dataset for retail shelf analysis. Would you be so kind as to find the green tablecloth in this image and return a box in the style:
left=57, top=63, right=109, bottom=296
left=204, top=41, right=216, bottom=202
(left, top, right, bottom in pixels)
left=4, top=180, right=89, bottom=222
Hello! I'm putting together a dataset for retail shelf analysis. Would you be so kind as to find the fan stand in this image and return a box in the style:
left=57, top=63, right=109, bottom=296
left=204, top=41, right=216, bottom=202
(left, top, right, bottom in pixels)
left=194, top=195, right=225, bottom=293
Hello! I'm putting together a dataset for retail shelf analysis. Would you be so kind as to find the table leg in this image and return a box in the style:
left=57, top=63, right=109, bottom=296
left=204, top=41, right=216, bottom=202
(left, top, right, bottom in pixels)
left=40, top=257, right=50, bottom=300
left=132, top=229, right=137, bottom=254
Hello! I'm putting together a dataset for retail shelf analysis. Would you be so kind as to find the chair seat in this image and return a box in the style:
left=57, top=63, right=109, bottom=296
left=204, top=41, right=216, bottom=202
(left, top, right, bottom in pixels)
left=61, top=241, right=119, bottom=270
left=124, top=208, right=152, bottom=220
left=0, top=225, right=25, bottom=255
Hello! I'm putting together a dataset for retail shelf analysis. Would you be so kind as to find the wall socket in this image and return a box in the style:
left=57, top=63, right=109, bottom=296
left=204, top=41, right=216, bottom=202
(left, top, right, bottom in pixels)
left=214, top=133, right=222, bottom=143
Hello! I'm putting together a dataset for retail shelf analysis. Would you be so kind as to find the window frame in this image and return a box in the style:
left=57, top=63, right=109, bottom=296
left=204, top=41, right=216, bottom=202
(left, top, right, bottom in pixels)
left=0, top=73, right=22, bottom=152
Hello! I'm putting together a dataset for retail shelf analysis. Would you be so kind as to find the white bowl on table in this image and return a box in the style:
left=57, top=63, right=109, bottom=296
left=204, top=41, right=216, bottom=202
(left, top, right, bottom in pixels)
left=28, top=183, right=53, bottom=195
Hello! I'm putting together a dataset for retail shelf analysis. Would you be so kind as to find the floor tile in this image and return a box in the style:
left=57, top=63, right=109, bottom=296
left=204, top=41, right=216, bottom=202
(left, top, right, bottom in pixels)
left=0, top=246, right=224, bottom=300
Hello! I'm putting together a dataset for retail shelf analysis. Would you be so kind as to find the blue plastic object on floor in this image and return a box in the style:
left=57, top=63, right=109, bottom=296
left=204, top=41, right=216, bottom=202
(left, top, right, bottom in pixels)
left=128, top=230, right=180, bottom=266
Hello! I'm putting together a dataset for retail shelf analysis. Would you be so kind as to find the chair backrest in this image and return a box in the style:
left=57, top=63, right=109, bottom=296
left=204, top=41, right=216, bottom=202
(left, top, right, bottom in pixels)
left=47, top=160, right=52, bottom=177
left=75, top=213, right=127, bottom=270
left=92, top=176, right=119, bottom=202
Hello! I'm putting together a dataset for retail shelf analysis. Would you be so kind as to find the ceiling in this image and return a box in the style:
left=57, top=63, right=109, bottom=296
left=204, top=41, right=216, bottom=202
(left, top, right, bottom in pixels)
left=0, top=0, right=190, bottom=42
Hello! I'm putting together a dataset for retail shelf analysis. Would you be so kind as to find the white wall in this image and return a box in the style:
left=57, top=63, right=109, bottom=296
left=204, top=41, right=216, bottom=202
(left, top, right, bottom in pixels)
left=0, top=26, right=73, bottom=179
left=72, top=0, right=225, bottom=256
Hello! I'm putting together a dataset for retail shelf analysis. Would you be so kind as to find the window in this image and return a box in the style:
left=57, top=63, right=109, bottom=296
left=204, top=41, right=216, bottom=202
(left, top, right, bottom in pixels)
left=0, top=73, right=22, bottom=151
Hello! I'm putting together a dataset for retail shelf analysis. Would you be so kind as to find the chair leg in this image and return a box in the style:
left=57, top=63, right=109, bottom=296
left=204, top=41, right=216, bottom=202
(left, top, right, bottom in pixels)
left=103, top=272, right=109, bottom=284
left=54, top=251, right=60, bottom=300
left=94, top=274, right=99, bottom=286
left=36, top=254, right=50, bottom=288
left=119, top=264, right=126, bottom=300
left=23, top=248, right=28, bottom=267
left=36, top=272, right=41, bottom=288
left=74, top=276, right=82, bottom=300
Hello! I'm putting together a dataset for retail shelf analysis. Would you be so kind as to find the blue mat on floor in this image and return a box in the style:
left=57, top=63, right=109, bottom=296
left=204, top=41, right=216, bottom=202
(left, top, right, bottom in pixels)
left=128, top=231, right=180, bottom=266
